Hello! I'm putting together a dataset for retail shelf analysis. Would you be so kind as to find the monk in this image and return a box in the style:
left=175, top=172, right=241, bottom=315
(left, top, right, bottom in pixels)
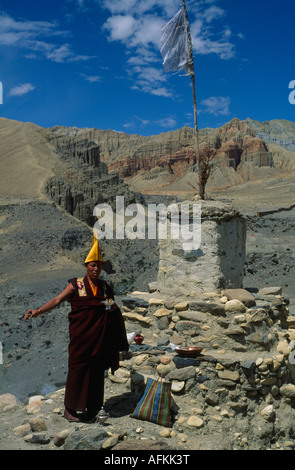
left=24, top=236, right=129, bottom=422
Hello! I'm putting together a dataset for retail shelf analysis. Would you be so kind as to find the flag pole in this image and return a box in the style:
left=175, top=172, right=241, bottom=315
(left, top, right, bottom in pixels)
left=182, top=0, right=200, bottom=173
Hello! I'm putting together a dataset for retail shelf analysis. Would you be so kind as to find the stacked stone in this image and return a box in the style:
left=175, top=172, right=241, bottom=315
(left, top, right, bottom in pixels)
left=1, top=285, right=295, bottom=450
left=120, top=286, right=295, bottom=412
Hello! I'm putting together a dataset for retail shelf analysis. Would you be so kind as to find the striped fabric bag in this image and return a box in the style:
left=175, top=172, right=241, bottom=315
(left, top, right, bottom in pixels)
left=130, top=376, right=171, bottom=427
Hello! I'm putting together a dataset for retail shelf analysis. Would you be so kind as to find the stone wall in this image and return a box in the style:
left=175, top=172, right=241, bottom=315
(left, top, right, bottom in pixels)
left=115, top=286, right=295, bottom=449
left=157, top=200, right=246, bottom=296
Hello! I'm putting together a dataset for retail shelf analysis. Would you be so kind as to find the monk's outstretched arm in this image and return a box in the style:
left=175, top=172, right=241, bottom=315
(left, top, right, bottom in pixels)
left=24, top=283, right=75, bottom=321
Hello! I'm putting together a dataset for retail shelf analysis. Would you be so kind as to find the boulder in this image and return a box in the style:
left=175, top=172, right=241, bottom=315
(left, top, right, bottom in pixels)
left=223, top=288, right=256, bottom=307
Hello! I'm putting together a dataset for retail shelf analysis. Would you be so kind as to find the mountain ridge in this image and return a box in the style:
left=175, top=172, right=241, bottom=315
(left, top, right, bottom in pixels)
left=47, top=117, right=295, bottom=196
left=0, top=116, right=294, bottom=207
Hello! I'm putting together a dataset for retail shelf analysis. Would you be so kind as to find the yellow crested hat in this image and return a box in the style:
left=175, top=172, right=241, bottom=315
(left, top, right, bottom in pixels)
left=84, top=235, right=104, bottom=264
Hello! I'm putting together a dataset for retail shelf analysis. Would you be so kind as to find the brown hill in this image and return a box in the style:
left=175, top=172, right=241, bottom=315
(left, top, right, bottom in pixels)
left=1, top=116, right=295, bottom=215
left=0, top=118, right=58, bottom=199
left=48, top=118, right=295, bottom=203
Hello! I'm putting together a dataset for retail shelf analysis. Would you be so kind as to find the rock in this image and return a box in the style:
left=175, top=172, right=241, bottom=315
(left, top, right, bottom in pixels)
left=24, top=433, right=51, bottom=444
left=248, top=308, right=269, bottom=323
left=122, top=312, right=152, bottom=325
left=187, top=416, right=204, bottom=428
left=26, top=404, right=41, bottom=415
left=29, top=416, right=47, bottom=432
left=28, top=395, right=44, bottom=404
left=171, top=381, right=185, bottom=393
left=261, top=405, right=276, bottom=422
left=246, top=332, right=270, bottom=346
left=276, top=340, right=291, bottom=355
left=177, top=311, right=207, bottom=322
left=259, top=287, right=282, bottom=296
left=224, top=299, right=246, bottom=313
left=134, top=354, right=149, bottom=366
left=108, top=368, right=130, bottom=383
left=161, top=356, right=172, bottom=365
left=234, top=314, right=247, bottom=323
left=13, top=424, right=31, bottom=437
left=224, top=288, right=256, bottom=307
left=156, top=362, right=176, bottom=376
left=154, top=308, right=173, bottom=317
left=287, top=316, right=295, bottom=328
left=241, top=360, right=256, bottom=372
left=136, top=427, right=144, bottom=433
left=101, top=435, right=119, bottom=449
left=148, top=282, right=158, bottom=293
left=122, top=297, right=149, bottom=309
left=54, top=429, right=71, bottom=447
left=148, top=298, right=164, bottom=306
left=205, top=393, right=219, bottom=406
left=63, top=427, right=108, bottom=450
left=174, top=302, right=188, bottom=312
left=261, top=377, right=277, bottom=386
left=159, top=428, right=171, bottom=438
left=189, top=300, right=225, bottom=315
left=218, top=370, right=240, bottom=382
left=0, top=393, right=18, bottom=408
left=175, top=321, right=201, bottom=335
left=280, top=384, right=295, bottom=398
left=228, top=401, right=248, bottom=412
left=156, top=316, right=169, bottom=330
left=173, top=356, right=199, bottom=368
left=226, top=327, right=245, bottom=336
left=167, top=366, right=196, bottom=381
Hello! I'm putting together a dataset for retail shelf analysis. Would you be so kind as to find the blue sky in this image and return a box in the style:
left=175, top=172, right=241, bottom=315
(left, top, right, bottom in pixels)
left=0, top=0, right=294, bottom=136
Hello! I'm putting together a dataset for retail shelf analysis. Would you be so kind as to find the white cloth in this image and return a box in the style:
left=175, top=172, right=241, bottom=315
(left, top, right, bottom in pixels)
left=160, top=8, right=190, bottom=73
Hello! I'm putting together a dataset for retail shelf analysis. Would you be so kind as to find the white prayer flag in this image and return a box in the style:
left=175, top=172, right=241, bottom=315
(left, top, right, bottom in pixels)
left=160, top=8, right=190, bottom=73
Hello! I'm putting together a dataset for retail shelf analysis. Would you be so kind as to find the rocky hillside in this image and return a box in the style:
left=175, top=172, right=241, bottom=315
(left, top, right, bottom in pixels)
left=43, top=129, right=144, bottom=227
left=1, top=117, right=295, bottom=451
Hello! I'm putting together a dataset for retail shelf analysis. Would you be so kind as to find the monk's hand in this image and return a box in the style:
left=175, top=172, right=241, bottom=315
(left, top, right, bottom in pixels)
left=24, top=309, right=39, bottom=321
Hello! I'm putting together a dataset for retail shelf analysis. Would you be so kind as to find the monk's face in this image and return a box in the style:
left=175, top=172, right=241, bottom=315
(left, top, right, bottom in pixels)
left=85, top=261, right=103, bottom=281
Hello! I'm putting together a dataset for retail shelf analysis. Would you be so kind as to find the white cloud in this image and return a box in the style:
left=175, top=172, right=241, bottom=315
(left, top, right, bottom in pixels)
left=84, top=75, right=102, bottom=82
left=123, top=113, right=176, bottom=131
left=130, top=65, right=172, bottom=97
left=102, top=0, right=177, bottom=17
left=0, top=12, right=93, bottom=63
left=8, top=83, right=35, bottom=97
left=103, top=15, right=137, bottom=42
left=45, top=44, right=73, bottom=62
left=202, top=6, right=225, bottom=23
left=156, top=116, right=177, bottom=128
left=101, top=0, right=237, bottom=98
left=199, top=96, right=231, bottom=116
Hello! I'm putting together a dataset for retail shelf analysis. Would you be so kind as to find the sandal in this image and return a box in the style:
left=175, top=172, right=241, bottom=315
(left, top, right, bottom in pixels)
left=64, top=408, right=81, bottom=422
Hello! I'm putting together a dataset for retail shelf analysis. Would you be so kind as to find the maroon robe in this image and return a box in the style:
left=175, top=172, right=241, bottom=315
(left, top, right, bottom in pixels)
left=64, top=275, right=129, bottom=415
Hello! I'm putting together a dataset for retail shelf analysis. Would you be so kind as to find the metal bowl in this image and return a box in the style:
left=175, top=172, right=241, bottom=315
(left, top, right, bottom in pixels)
left=175, top=346, right=203, bottom=357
